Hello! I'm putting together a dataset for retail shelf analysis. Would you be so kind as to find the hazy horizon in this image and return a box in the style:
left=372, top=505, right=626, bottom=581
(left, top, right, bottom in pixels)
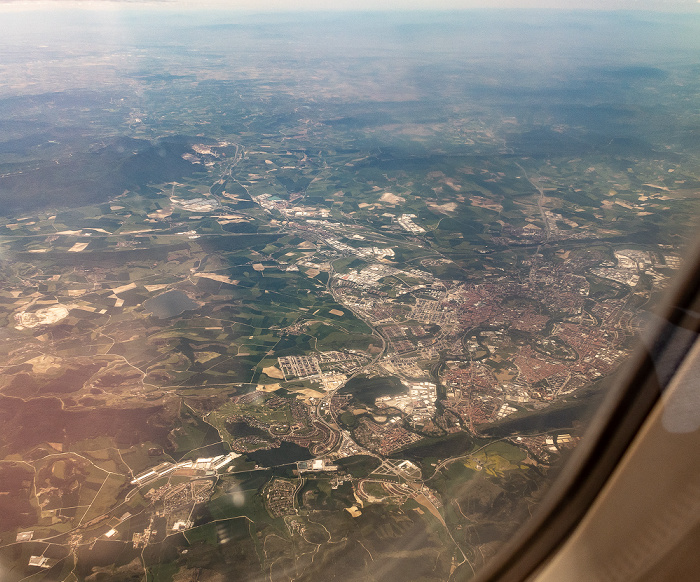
left=1, top=0, right=700, bottom=12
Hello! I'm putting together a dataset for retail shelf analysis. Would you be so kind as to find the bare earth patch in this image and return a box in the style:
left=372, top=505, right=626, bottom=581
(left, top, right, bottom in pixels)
left=427, top=202, right=458, bottom=214
left=196, top=352, right=220, bottom=364
left=345, top=505, right=362, bottom=517
left=294, top=388, right=326, bottom=402
left=111, top=282, right=137, bottom=295
left=15, top=305, right=70, bottom=329
left=193, top=273, right=239, bottom=285
left=148, top=207, right=173, bottom=220
left=256, top=383, right=282, bottom=392
left=380, top=192, right=405, bottom=204
left=25, top=355, right=63, bottom=374
left=68, top=242, right=89, bottom=253
left=470, top=196, right=503, bottom=212
left=441, top=177, right=462, bottom=191
left=262, top=366, right=285, bottom=379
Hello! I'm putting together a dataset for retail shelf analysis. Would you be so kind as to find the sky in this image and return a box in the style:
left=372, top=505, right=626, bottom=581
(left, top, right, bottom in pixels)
left=0, top=0, right=699, bottom=11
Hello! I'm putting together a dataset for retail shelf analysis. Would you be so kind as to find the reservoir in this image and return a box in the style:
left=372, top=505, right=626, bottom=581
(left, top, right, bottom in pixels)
left=340, top=375, right=406, bottom=405
left=245, top=441, right=313, bottom=467
left=143, top=290, right=199, bottom=319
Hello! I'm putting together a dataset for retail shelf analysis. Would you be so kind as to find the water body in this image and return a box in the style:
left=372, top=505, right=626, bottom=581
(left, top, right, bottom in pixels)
left=245, top=441, right=313, bottom=467
left=225, top=421, right=270, bottom=440
left=340, top=375, right=406, bottom=405
left=143, top=290, right=199, bottom=319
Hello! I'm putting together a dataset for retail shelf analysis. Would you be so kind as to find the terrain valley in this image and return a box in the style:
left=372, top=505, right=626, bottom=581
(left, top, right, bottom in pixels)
left=0, top=9, right=699, bottom=582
